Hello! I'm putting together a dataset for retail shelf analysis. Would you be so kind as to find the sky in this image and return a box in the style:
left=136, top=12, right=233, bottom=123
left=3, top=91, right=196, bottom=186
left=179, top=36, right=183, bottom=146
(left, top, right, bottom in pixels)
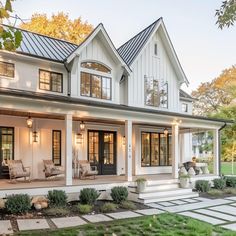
left=10, top=0, right=236, bottom=93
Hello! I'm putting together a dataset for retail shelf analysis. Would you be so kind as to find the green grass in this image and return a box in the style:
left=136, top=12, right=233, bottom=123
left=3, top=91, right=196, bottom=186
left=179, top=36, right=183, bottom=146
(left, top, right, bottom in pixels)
left=221, top=162, right=236, bottom=175
left=17, top=213, right=236, bottom=236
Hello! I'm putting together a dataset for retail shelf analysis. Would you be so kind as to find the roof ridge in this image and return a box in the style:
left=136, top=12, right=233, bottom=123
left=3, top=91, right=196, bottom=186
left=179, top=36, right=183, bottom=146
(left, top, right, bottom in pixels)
left=117, top=17, right=162, bottom=50
left=2, top=24, right=79, bottom=47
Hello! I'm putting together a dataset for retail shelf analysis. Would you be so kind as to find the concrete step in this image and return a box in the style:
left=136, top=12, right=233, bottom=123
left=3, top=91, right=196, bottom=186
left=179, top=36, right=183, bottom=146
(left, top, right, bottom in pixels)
left=129, top=178, right=179, bottom=187
left=144, top=183, right=180, bottom=191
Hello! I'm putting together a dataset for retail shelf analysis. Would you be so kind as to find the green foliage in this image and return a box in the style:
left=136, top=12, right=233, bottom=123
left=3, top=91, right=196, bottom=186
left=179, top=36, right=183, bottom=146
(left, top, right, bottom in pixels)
left=213, top=178, right=226, bottom=190
left=224, top=187, right=236, bottom=194
left=100, top=202, right=117, bottom=213
left=43, top=207, right=70, bottom=216
left=135, top=178, right=147, bottom=183
left=225, top=176, right=236, bottom=187
left=79, top=188, right=100, bottom=205
left=47, top=190, right=67, bottom=207
left=110, top=186, right=128, bottom=204
left=207, top=189, right=224, bottom=197
left=120, top=200, right=137, bottom=210
left=76, top=204, right=93, bottom=214
left=5, top=194, right=31, bottom=214
left=195, top=180, right=211, bottom=192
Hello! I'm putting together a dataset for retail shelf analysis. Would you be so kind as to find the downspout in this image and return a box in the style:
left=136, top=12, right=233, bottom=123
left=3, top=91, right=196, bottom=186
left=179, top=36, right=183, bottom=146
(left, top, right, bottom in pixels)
left=64, top=61, right=71, bottom=96
left=218, top=122, right=227, bottom=176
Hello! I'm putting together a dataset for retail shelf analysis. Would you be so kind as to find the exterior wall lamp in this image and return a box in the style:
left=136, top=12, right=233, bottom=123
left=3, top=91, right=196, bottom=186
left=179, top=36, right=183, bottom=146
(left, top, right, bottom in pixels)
left=122, top=136, right=126, bottom=145
left=76, top=133, right=83, bottom=144
left=26, top=116, right=33, bottom=128
left=80, top=121, right=85, bottom=131
left=32, top=131, right=38, bottom=143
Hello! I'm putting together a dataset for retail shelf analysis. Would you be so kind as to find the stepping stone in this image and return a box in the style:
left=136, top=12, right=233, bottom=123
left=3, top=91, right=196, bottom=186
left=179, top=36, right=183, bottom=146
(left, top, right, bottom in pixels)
left=231, top=203, right=236, bottom=206
left=17, top=219, right=50, bottom=231
left=210, top=205, right=236, bottom=216
left=145, top=203, right=164, bottom=209
left=51, top=216, right=86, bottom=228
left=158, top=202, right=175, bottom=207
left=179, top=211, right=225, bottom=225
left=195, top=209, right=236, bottom=222
left=182, top=198, right=198, bottom=203
left=221, top=223, right=236, bottom=231
left=193, top=197, right=211, bottom=202
left=225, top=197, right=236, bottom=201
left=170, top=200, right=187, bottom=205
left=135, top=208, right=164, bottom=215
left=106, top=211, right=141, bottom=219
left=0, top=220, right=13, bottom=235
left=82, top=214, right=112, bottom=223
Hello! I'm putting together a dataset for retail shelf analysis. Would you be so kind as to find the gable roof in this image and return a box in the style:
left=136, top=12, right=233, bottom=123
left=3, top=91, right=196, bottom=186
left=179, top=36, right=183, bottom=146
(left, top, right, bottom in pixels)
left=117, top=18, right=161, bottom=65
left=180, top=89, right=194, bottom=101
left=2, top=25, right=79, bottom=63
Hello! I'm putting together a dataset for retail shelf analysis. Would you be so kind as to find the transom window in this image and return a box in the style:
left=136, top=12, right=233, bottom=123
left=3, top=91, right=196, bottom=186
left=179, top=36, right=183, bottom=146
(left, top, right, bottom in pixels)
left=141, top=132, right=171, bottom=167
left=0, top=61, right=14, bottom=78
left=80, top=61, right=111, bottom=100
left=39, top=69, right=63, bottom=93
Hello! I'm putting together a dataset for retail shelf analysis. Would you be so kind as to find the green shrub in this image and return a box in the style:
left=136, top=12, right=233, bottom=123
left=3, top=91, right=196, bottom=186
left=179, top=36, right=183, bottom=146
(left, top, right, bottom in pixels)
left=225, top=177, right=236, bottom=188
left=47, top=190, right=67, bottom=207
left=195, top=180, right=210, bottom=192
left=120, top=200, right=137, bottom=210
left=44, top=207, right=70, bottom=216
left=207, top=189, right=223, bottom=197
left=100, top=202, right=117, bottom=213
left=111, top=186, right=128, bottom=204
left=6, top=194, right=31, bottom=214
left=79, top=188, right=100, bottom=205
left=75, top=204, right=93, bottom=214
left=224, top=188, right=236, bottom=194
left=213, top=178, right=226, bottom=190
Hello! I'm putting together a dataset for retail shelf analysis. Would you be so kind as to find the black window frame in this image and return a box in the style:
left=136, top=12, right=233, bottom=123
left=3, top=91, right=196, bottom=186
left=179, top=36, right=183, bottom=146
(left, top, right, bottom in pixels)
left=0, top=61, right=15, bottom=78
left=141, top=131, right=171, bottom=167
left=52, top=130, right=61, bottom=166
left=80, top=71, right=112, bottom=100
left=39, top=69, right=63, bottom=93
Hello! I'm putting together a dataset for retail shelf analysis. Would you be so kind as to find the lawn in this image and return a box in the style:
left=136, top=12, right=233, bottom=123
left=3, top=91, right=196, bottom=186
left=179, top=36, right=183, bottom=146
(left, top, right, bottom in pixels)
left=17, top=213, right=236, bottom=236
left=221, top=162, right=236, bottom=175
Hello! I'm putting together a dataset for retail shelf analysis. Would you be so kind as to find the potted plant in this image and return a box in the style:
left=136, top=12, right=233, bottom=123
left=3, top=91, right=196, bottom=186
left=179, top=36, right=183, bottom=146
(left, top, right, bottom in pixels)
left=179, top=174, right=190, bottom=188
left=135, top=178, right=147, bottom=193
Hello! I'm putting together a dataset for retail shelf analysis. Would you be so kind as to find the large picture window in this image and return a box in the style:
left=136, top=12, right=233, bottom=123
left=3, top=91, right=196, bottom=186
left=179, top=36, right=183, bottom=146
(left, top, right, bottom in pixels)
left=52, top=130, right=61, bottom=166
left=0, top=61, right=14, bottom=78
left=141, top=132, right=171, bottom=167
left=39, top=70, right=63, bottom=93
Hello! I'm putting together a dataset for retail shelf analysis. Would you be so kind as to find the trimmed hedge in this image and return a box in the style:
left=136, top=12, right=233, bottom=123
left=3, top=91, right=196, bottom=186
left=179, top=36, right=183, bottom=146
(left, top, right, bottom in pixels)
left=110, top=186, right=128, bottom=204
left=213, top=178, right=226, bottom=190
left=6, top=194, right=31, bottom=214
left=79, top=188, right=100, bottom=205
left=195, top=180, right=210, bottom=192
left=47, top=190, right=67, bottom=207
left=225, top=176, right=236, bottom=188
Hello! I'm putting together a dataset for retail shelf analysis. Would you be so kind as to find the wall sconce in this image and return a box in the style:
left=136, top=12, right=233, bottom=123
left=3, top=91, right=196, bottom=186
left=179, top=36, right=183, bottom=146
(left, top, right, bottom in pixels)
left=26, top=116, right=33, bottom=128
left=122, top=136, right=126, bottom=145
left=164, top=128, right=168, bottom=136
left=32, top=131, right=38, bottom=143
left=76, top=133, right=83, bottom=144
left=80, top=121, right=85, bottom=131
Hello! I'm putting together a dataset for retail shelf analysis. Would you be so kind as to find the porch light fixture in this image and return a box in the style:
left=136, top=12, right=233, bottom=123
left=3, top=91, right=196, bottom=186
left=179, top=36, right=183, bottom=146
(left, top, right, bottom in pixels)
left=164, top=128, right=168, bottom=136
left=80, top=121, right=85, bottom=131
left=76, top=133, right=83, bottom=144
left=26, top=116, right=33, bottom=128
left=32, top=131, right=38, bottom=143
left=122, top=136, right=126, bottom=145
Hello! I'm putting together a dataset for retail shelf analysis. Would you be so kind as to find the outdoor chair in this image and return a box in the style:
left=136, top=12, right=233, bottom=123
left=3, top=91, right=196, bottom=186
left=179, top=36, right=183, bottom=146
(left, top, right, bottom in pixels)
left=78, top=160, right=98, bottom=179
left=43, top=160, right=64, bottom=179
left=8, top=160, right=31, bottom=182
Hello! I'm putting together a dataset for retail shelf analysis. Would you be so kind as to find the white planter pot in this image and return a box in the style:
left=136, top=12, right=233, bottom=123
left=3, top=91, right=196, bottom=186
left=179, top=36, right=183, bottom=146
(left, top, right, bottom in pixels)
left=179, top=178, right=190, bottom=188
left=136, top=181, right=147, bottom=193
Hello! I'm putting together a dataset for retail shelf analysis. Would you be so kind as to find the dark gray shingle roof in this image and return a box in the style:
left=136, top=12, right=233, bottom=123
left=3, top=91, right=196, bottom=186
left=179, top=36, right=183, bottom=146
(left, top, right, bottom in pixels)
left=3, top=25, right=79, bottom=62
left=117, top=18, right=161, bottom=65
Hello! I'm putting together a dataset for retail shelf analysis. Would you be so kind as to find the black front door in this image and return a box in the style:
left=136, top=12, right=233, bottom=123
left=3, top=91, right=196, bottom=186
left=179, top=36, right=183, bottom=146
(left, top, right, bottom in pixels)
left=88, top=130, right=116, bottom=175
left=0, top=127, right=14, bottom=178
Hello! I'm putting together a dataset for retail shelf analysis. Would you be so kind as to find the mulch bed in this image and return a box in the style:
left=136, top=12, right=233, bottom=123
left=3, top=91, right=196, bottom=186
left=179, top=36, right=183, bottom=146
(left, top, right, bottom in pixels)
left=199, top=192, right=236, bottom=199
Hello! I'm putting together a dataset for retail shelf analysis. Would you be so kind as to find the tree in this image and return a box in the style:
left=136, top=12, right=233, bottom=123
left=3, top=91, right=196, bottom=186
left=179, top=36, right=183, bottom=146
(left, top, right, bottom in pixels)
left=0, top=0, right=22, bottom=50
left=216, top=0, right=236, bottom=29
left=20, top=12, right=93, bottom=45
left=192, top=65, right=236, bottom=116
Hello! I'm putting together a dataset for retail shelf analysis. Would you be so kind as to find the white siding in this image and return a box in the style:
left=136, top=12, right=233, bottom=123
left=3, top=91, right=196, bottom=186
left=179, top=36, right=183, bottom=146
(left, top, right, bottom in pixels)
left=180, top=100, right=193, bottom=114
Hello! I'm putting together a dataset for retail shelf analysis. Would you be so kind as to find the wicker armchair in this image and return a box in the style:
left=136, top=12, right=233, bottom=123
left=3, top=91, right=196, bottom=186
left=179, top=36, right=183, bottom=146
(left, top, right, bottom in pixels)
left=43, top=160, right=64, bottom=179
left=78, top=160, right=98, bottom=179
left=8, top=160, right=31, bottom=182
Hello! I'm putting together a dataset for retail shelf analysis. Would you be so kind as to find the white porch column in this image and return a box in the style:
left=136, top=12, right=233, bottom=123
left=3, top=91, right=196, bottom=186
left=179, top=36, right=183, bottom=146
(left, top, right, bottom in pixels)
left=125, top=120, right=133, bottom=181
left=213, top=129, right=219, bottom=176
left=65, top=113, right=73, bottom=186
left=172, top=123, right=179, bottom=179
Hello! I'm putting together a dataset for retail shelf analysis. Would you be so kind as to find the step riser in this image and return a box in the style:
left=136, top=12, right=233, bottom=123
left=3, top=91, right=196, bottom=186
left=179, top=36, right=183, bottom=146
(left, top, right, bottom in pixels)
left=139, top=189, right=193, bottom=199
left=143, top=193, right=199, bottom=204
left=145, top=184, right=180, bottom=191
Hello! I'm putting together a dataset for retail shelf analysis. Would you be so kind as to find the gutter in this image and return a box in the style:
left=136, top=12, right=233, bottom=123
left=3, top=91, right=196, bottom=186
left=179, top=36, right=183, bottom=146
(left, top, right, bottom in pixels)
left=218, top=122, right=227, bottom=176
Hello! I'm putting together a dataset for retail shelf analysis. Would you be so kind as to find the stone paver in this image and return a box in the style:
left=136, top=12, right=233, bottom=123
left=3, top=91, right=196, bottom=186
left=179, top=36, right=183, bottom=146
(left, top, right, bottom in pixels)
left=221, top=223, right=236, bottom=231
left=0, top=220, right=13, bottom=235
left=17, top=219, right=50, bottom=231
left=225, top=197, right=236, bottom=201
left=106, top=211, right=141, bottom=219
left=179, top=211, right=226, bottom=225
left=182, top=198, right=198, bottom=203
left=158, top=202, right=175, bottom=207
left=231, top=203, right=236, bottom=206
left=195, top=209, right=236, bottom=222
left=82, top=214, right=112, bottom=223
left=135, top=208, right=164, bottom=215
left=210, top=205, right=236, bottom=216
left=170, top=200, right=187, bottom=205
left=51, top=216, right=86, bottom=228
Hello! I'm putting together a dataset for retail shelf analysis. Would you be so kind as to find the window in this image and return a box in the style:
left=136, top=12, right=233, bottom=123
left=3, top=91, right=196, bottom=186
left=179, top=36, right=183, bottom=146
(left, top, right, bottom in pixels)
left=144, top=76, right=159, bottom=106
left=182, top=103, right=188, bottom=112
left=154, top=43, right=158, bottom=56
left=160, top=83, right=168, bottom=108
left=0, top=61, right=14, bottom=78
left=80, top=72, right=111, bottom=100
left=141, top=132, right=171, bottom=167
left=52, top=130, right=61, bottom=166
left=39, top=70, right=63, bottom=93
left=81, top=62, right=111, bottom=74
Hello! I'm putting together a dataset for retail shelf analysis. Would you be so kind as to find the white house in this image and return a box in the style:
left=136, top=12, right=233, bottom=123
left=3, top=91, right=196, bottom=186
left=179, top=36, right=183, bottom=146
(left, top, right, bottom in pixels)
left=0, top=18, right=231, bottom=201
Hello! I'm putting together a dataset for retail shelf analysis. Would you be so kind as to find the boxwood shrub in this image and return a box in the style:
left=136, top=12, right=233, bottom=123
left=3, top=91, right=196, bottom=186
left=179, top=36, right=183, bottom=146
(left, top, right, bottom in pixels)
left=47, top=190, right=67, bottom=207
left=6, top=194, right=31, bottom=214
left=213, top=178, right=226, bottom=190
left=111, top=186, right=128, bottom=204
left=79, top=188, right=100, bottom=205
left=225, top=176, right=236, bottom=188
left=195, top=180, right=210, bottom=192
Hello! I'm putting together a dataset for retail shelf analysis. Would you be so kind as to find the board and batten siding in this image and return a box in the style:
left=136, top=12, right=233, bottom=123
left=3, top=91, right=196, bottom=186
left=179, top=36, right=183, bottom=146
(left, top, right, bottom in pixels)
left=128, top=28, right=180, bottom=112
left=70, top=35, right=124, bottom=104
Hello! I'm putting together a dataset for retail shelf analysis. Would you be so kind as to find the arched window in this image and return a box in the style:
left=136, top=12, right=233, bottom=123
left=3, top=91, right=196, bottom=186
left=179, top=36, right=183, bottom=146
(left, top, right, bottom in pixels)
left=80, top=61, right=111, bottom=100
